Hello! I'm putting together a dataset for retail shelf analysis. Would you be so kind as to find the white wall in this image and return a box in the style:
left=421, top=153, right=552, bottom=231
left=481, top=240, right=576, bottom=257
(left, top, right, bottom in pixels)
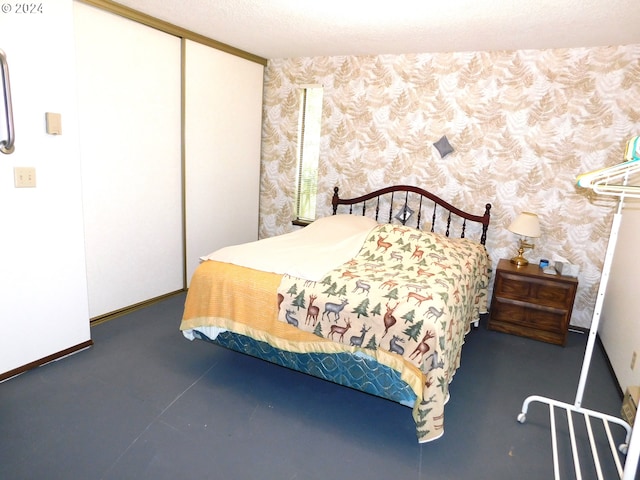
left=601, top=200, right=640, bottom=392
left=0, top=0, right=90, bottom=376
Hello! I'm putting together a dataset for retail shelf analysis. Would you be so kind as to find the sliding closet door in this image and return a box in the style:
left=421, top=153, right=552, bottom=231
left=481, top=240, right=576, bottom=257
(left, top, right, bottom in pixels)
left=184, top=40, right=264, bottom=282
left=74, top=3, right=183, bottom=317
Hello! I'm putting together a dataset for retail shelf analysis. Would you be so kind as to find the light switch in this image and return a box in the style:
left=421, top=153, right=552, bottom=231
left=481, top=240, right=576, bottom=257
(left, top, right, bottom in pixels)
left=45, top=112, right=62, bottom=135
left=14, top=167, right=36, bottom=188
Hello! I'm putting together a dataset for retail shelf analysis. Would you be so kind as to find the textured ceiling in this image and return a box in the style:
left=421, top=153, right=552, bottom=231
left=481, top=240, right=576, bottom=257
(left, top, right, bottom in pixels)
left=115, top=0, right=640, bottom=59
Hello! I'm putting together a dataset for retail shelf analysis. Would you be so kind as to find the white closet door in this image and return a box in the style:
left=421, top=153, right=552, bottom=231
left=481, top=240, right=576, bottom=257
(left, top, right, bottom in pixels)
left=74, top=3, right=183, bottom=317
left=184, top=40, right=264, bottom=282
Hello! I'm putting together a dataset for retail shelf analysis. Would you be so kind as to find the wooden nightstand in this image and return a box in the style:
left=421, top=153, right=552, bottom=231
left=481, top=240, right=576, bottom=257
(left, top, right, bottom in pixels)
left=488, top=258, right=578, bottom=346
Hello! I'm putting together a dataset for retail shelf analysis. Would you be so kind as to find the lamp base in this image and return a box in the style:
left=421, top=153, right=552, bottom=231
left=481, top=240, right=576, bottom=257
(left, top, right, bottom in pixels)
left=510, top=241, right=534, bottom=267
left=510, top=254, right=529, bottom=267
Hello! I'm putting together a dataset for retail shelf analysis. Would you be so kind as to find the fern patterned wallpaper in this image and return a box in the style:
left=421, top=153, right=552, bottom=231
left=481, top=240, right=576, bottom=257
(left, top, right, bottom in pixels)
left=259, top=44, right=640, bottom=328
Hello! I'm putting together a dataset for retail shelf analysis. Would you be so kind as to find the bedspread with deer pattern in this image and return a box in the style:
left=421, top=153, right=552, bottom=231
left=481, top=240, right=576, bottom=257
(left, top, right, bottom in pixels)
left=276, top=223, right=490, bottom=442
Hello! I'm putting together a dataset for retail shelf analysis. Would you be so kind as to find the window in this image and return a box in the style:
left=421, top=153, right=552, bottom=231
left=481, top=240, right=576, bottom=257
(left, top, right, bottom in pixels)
left=294, top=85, right=323, bottom=224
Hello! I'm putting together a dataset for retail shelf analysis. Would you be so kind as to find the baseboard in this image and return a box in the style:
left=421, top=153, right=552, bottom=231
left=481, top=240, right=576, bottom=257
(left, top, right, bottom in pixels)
left=564, top=326, right=623, bottom=399
left=90, top=289, right=185, bottom=326
left=596, top=334, right=625, bottom=399
left=0, top=339, right=94, bottom=383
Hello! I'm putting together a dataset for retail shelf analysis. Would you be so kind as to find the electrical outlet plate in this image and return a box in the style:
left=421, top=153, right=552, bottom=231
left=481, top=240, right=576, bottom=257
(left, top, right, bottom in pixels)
left=14, top=167, right=36, bottom=188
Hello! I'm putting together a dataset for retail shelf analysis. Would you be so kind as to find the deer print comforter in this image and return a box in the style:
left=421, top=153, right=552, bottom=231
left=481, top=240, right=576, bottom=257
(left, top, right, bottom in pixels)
left=277, top=223, right=490, bottom=442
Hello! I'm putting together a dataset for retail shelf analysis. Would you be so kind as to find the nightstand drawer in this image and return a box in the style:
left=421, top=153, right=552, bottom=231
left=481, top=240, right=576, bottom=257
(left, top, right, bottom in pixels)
left=495, top=272, right=574, bottom=309
left=490, top=298, right=568, bottom=333
left=487, top=318, right=566, bottom=345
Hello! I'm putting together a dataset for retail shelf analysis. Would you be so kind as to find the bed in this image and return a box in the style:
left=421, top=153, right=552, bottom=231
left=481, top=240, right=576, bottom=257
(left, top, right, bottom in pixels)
left=180, top=185, right=492, bottom=443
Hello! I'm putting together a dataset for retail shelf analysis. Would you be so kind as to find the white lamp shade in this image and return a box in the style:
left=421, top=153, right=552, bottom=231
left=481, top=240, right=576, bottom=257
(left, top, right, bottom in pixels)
left=508, top=212, right=541, bottom=238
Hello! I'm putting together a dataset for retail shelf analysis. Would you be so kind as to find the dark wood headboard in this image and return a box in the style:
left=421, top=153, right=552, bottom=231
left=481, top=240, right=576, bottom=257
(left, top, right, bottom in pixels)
left=332, top=185, right=491, bottom=245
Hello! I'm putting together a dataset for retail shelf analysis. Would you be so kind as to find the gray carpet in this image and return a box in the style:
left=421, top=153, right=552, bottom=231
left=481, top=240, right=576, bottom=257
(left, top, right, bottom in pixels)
left=0, top=292, right=632, bottom=479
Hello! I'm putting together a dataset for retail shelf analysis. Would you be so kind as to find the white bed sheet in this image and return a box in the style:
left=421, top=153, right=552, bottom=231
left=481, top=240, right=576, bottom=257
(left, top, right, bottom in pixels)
left=200, top=215, right=378, bottom=281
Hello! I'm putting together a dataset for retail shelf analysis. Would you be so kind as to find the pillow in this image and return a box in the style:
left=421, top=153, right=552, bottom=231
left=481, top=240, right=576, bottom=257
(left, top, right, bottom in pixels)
left=305, top=214, right=378, bottom=236
left=433, top=135, right=454, bottom=158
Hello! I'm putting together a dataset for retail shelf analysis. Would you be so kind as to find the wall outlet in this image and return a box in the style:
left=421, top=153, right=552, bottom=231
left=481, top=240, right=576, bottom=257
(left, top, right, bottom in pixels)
left=632, top=351, right=637, bottom=371
left=14, top=167, right=36, bottom=188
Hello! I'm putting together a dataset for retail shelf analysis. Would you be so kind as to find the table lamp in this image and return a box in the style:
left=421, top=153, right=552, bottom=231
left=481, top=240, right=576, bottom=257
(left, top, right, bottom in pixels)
left=508, top=212, right=541, bottom=266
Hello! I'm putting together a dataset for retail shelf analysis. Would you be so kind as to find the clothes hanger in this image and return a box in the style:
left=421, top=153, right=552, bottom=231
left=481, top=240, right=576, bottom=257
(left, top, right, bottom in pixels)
left=576, top=136, right=640, bottom=198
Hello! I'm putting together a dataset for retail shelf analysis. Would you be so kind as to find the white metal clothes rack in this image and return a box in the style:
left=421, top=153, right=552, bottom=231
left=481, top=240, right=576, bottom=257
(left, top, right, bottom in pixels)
left=518, top=137, right=640, bottom=480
